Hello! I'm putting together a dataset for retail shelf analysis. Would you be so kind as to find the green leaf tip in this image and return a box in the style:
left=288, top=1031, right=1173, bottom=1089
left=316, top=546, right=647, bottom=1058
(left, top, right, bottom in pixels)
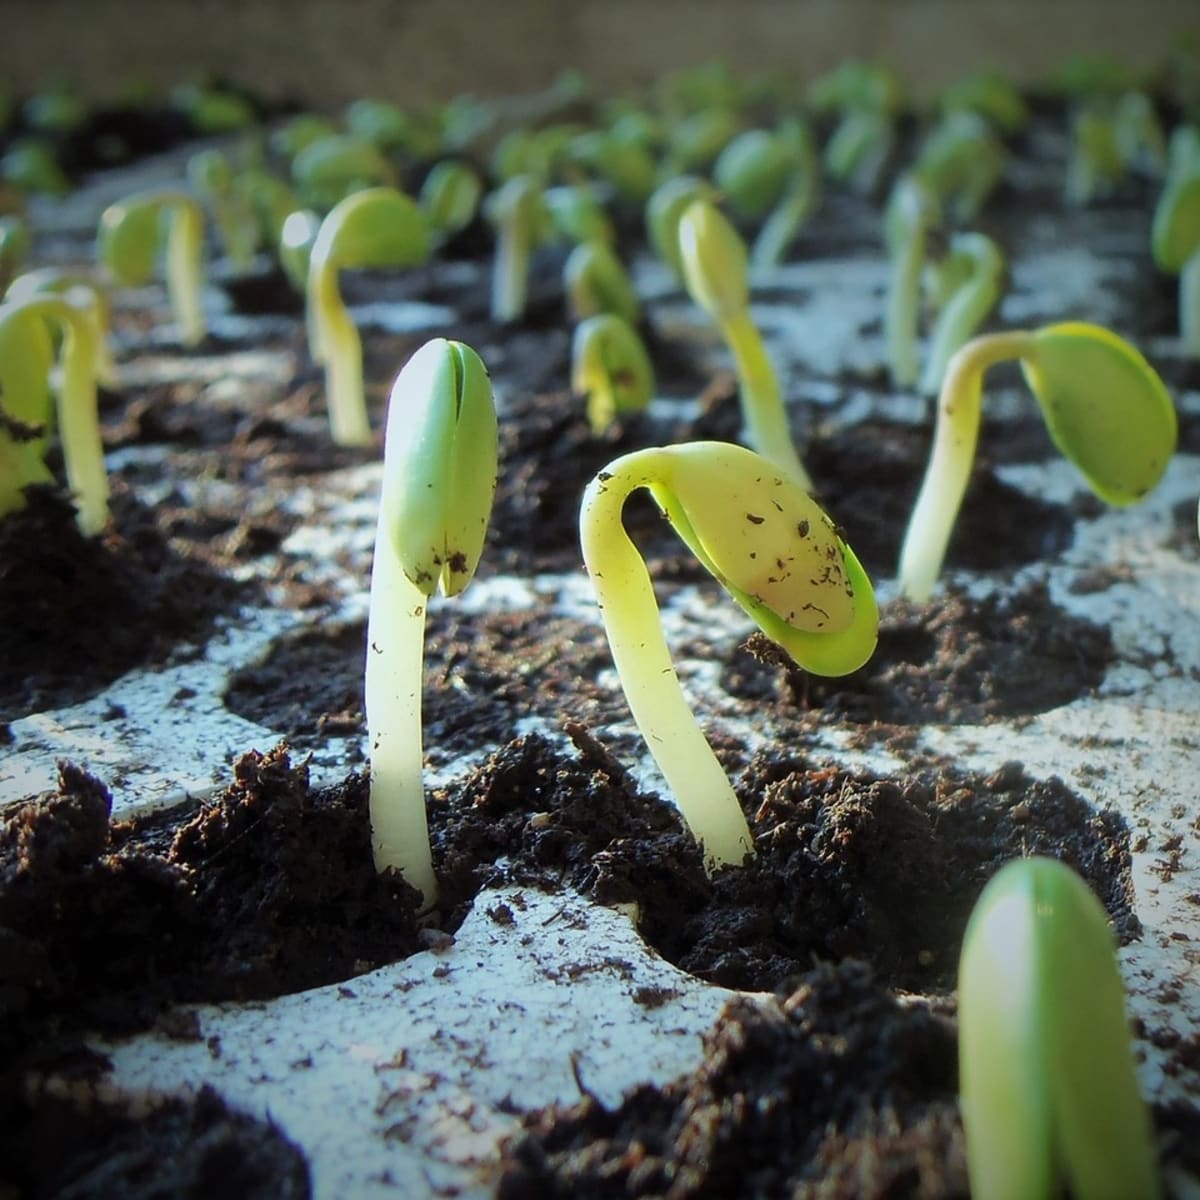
left=1023, top=322, right=1176, bottom=506
left=959, top=856, right=1161, bottom=1200
left=380, top=338, right=498, bottom=599
left=312, top=187, right=433, bottom=274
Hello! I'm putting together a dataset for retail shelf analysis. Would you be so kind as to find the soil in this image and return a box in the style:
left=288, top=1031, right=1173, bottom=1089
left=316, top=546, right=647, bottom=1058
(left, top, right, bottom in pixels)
left=1, top=80, right=1194, bottom=1200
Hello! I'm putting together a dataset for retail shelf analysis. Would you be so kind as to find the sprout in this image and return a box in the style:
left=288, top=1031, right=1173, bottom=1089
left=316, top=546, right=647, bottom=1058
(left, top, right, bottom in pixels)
left=1151, top=134, right=1200, bottom=353
left=749, top=120, right=822, bottom=269
left=563, top=130, right=657, bottom=204
left=712, top=129, right=794, bottom=219
left=484, top=174, right=547, bottom=324
left=306, top=187, right=433, bottom=446
left=366, top=338, right=498, bottom=908
left=919, top=232, right=1006, bottom=396
left=543, top=184, right=615, bottom=248
left=97, top=188, right=207, bottom=347
left=678, top=198, right=811, bottom=489
left=884, top=175, right=941, bottom=390
left=822, top=109, right=895, bottom=195
left=187, top=148, right=259, bottom=271
left=291, top=134, right=396, bottom=209
left=240, top=168, right=301, bottom=252
left=6, top=268, right=118, bottom=388
left=1113, top=91, right=1166, bottom=177
left=940, top=69, right=1028, bottom=135
left=661, top=107, right=740, bottom=175
left=571, top=313, right=655, bottom=435
left=913, top=111, right=1008, bottom=223
left=645, top=175, right=717, bottom=281
left=345, top=99, right=411, bottom=151
left=419, top=160, right=483, bottom=242
left=959, top=857, right=1160, bottom=1200
left=171, top=83, right=256, bottom=134
left=269, top=113, right=338, bottom=160
left=0, top=293, right=107, bottom=533
left=807, top=60, right=903, bottom=115
left=563, top=241, right=639, bottom=325
left=1066, top=110, right=1124, bottom=207
left=580, top=441, right=877, bottom=869
left=899, top=323, right=1176, bottom=601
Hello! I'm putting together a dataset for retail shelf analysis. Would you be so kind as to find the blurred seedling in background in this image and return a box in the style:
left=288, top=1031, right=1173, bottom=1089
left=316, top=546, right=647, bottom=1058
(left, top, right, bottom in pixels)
left=306, top=186, right=433, bottom=445
left=563, top=240, right=639, bottom=324
left=884, top=174, right=941, bottom=390
left=1151, top=125, right=1200, bottom=353
left=571, top=312, right=654, bottom=435
left=97, top=187, right=207, bottom=346
left=484, top=173, right=548, bottom=324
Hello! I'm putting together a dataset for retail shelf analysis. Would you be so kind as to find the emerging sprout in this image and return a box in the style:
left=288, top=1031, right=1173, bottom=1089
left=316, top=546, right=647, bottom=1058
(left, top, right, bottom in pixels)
left=1151, top=131, right=1200, bottom=353
left=6, top=268, right=118, bottom=388
left=270, top=113, right=338, bottom=160
left=187, top=148, right=259, bottom=271
left=97, top=188, right=207, bottom=346
left=0, top=139, right=70, bottom=196
left=0, top=294, right=107, bottom=533
left=660, top=107, right=740, bottom=176
left=345, top=98, right=411, bottom=151
left=580, top=441, right=877, bottom=869
left=563, top=130, right=657, bottom=203
left=365, top=338, right=498, bottom=908
left=884, top=175, right=941, bottom=389
left=913, top=111, right=1008, bottom=223
left=678, top=199, right=811, bottom=489
left=571, top=313, right=655, bottom=434
left=563, top=240, right=639, bottom=325
left=278, top=208, right=321, bottom=292
left=418, top=160, right=483, bottom=242
left=291, top=134, right=396, bottom=209
left=940, top=69, right=1028, bottom=135
left=1066, top=110, right=1124, bottom=207
left=899, top=323, right=1176, bottom=600
left=306, top=187, right=433, bottom=446
left=543, top=184, right=615, bottom=247
left=822, top=109, right=894, bottom=195
left=959, top=857, right=1160, bottom=1200
left=1113, top=91, right=1166, bottom=177
left=171, top=83, right=256, bottom=134
left=749, top=119, right=822, bottom=269
left=713, top=128, right=795, bottom=220
left=484, top=174, right=547, bottom=324
left=919, top=232, right=1006, bottom=395
left=645, top=175, right=717, bottom=281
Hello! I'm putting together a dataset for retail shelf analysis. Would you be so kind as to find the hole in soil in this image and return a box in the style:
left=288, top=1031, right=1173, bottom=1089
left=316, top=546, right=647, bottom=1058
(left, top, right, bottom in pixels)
left=452, top=733, right=1138, bottom=996
left=720, top=579, right=1113, bottom=726
left=0, top=485, right=250, bottom=721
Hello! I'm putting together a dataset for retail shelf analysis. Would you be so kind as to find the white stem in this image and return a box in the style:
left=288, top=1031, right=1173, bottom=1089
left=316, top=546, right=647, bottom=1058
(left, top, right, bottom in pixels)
left=1181, top=250, right=1200, bottom=356
left=886, top=227, right=925, bottom=389
left=165, top=201, right=206, bottom=347
left=365, top=517, right=437, bottom=909
left=920, top=261, right=1002, bottom=396
left=898, top=330, right=1034, bottom=601
left=491, top=217, right=529, bottom=324
left=580, top=451, right=754, bottom=870
left=57, top=311, right=107, bottom=535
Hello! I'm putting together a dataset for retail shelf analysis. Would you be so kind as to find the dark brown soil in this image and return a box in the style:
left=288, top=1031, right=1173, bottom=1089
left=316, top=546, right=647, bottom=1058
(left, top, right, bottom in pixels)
left=0, top=484, right=249, bottom=722
left=497, top=961, right=967, bottom=1200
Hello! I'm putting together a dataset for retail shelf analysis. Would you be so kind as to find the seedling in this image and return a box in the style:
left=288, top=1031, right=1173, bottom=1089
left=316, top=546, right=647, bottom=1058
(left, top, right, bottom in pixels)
left=0, top=139, right=70, bottom=196
left=959, top=856, right=1160, bottom=1200
left=0, top=214, right=31, bottom=295
left=278, top=209, right=321, bottom=291
left=1066, top=109, right=1124, bottom=207
left=677, top=198, right=812, bottom=489
left=563, top=240, right=639, bottom=324
left=306, top=187, right=433, bottom=446
left=713, top=128, right=795, bottom=220
left=97, top=188, right=207, bottom=346
left=913, top=111, right=1007, bottom=223
left=171, top=83, right=256, bottom=134
left=1113, top=91, right=1166, bottom=178
left=645, top=175, right=717, bottom=281
left=823, top=109, right=894, bottom=195
left=291, top=134, right=396, bottom=209
left=484, top=174, right=547, bottom=324
left=345, top=99, right=411, bottom=151
left=187, top=148, right=259, bottom=271
left=571, top=313, right=654, bottom=434
left=0, top=293, right=107, bottom=533
left=884, top=175, right=941, bottom=389
left=543, top=184, right=615, bottom=247
left=365, top=338, right=498, bottom=909
left=899, top=322, right=1176, bottom=600
left=660, top=107, right=739, bottom=176
left=419, top=161, right=483, bottom=242
left=563, top=129, right=657, bottom=204
left=940, top=69, right=1028, bottom=135
left=1151, top=129, right=1200, bottom=353
left=749, top=120, right=821, bottom=268
left=580, top=441, right=877, bottom=869
left=6, top=268, right=118, bottom=388
left=270, top=113, right=337, bottom=160
left=919, top=232, right=1006, bottom=395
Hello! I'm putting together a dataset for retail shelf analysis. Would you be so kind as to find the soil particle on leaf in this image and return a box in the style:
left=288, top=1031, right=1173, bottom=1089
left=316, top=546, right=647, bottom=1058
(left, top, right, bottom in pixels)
left=723, top=579, right=1114, bottom=726
left=0, top=483, right=249, bottom=720
left=497, top=960, right=968, bottom=1200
